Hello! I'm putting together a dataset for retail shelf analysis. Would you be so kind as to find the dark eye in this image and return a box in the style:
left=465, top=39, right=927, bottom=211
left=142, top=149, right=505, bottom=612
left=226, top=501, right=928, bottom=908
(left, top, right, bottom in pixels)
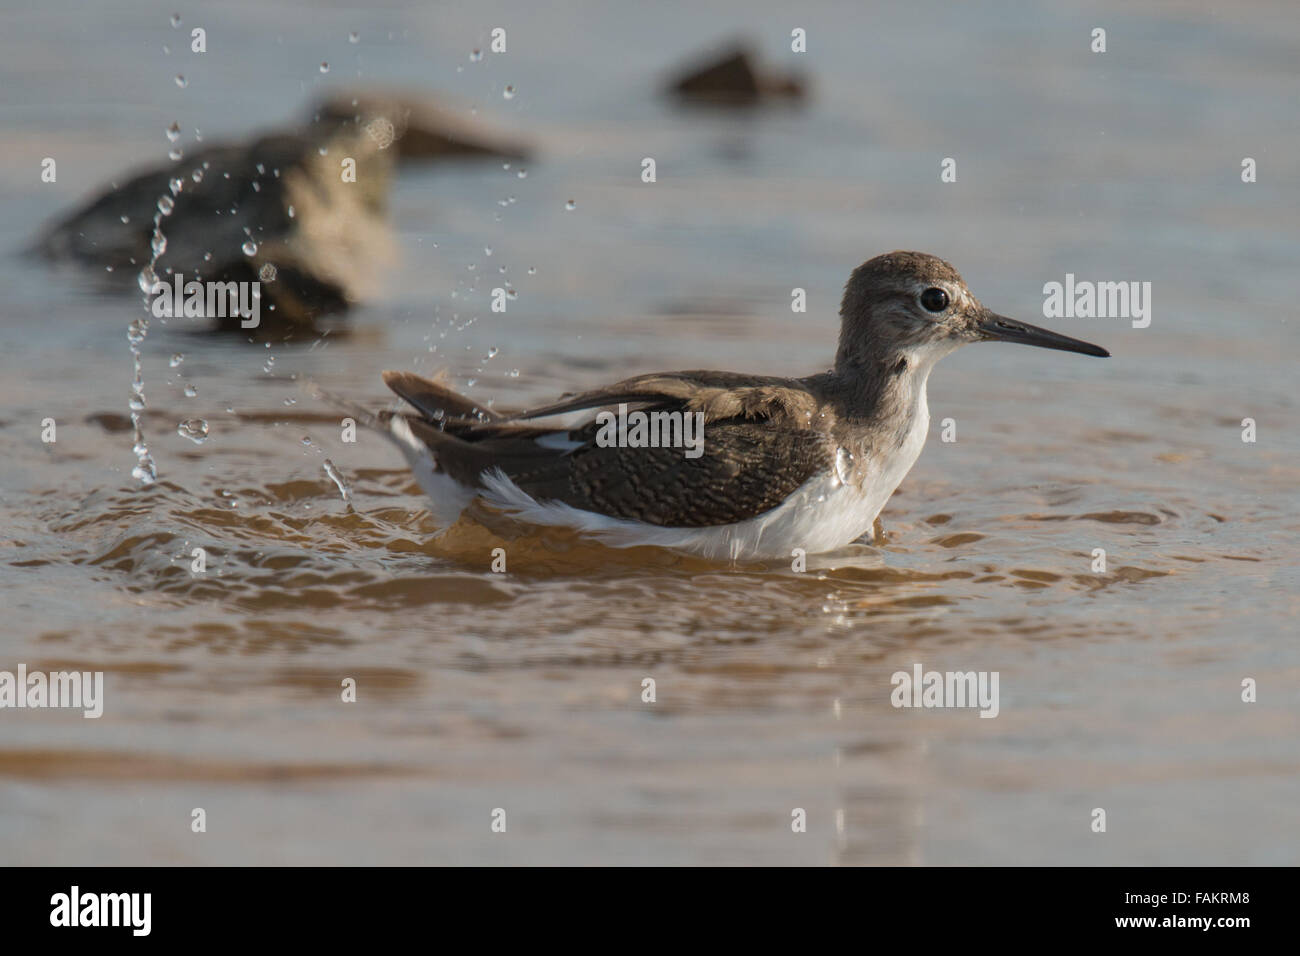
left=920, top=288, right=949, bottom=312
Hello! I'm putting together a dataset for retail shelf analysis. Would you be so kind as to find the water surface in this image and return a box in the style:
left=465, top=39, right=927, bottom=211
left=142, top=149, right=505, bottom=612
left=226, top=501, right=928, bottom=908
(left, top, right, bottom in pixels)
left=1, top=0, right=1297, bottom=864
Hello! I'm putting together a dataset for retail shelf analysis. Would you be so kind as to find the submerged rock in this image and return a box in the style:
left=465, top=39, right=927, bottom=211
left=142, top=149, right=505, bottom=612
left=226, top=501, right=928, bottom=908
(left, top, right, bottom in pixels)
left=312, top=89, right=531, bottom=161
left=667, top=43, right=807, bottom=106
left=32, top=122, right=398, bottom=332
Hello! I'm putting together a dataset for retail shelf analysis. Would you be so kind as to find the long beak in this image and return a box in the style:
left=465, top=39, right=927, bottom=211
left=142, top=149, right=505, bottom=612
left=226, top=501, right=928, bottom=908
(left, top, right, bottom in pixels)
left=977, top=310, right=1109, bottom=357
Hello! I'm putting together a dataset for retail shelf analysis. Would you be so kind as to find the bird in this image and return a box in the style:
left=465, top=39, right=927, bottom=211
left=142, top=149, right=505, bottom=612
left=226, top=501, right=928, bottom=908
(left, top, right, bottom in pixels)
left=376, top=251, right=1108, bottom=560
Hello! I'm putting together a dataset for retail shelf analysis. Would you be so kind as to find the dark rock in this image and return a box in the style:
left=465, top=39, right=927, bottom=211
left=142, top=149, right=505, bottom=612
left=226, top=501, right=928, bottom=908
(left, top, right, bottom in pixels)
left=667, top=43, right=807, bottom=107
left=32, top=122, right=398, bottom=332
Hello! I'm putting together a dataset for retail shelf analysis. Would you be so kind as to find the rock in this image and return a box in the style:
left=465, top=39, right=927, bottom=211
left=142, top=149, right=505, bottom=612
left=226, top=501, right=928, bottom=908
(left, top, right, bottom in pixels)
left=32, top=121, right=398, bottom=332
left=312, top=89, right=530, bottom=161
left=667, top=43, right=807, bottom=106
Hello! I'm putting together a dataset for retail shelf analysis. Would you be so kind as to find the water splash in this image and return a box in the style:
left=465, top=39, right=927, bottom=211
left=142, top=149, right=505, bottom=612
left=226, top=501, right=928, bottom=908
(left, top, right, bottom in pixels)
left=129, top=126, right=188, bottom=486
left=177, top=419, right=209, bottom=443
left=127, top=317, right=156, bottom=484
left=323, top=459, right=352, bottom=507
left=833, top=447, right=854, bottom=487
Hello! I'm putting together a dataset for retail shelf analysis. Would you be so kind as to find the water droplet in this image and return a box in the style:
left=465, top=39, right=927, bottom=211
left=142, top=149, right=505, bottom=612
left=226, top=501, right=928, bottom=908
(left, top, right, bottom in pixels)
left=565, top=199, right=576, bottom=211
left=191, top=167, right=204, bottom=183
left=170, top=13, right=181, bottom=27
left=242, top=240, right=257, bottom=256
left=166, top=121, right=181, bottom=142
left=507, top=368, right=520, bottom=378
left=184, top=384, right=198, bottom=398
left=157, top=195, right=175, bottom=216
left=263, top=356, right=276, bottom=373
left=286, top=204, right=295, bottom=219
left=485, top=346, right=499, bottom=359
left=466, top=378, right=477, bottom=387
left=527, top=267, right=536, bottom=275
left=834, top=447, right=854, bottom=486
left=258, top=262, right=278, bottom=282
left=150, top=231, right=167, bottom=257
left=506, top=288, right=517, bottom=300
left=516, top=168, right=527, bottom=179
left=174, top=74, right=187, bottom=88
left=503, top=85, right=515, bottom=100
left=469, top=49, right=483, bottom=62
left=319, top=61, right=330, bottom=73
left=168, top=147, right=183, bottom=161
left=120, top=215, right=131, bottom=224
left=484, top=246, right=493, bottom=256
left=137, top=267, right=159, bottom=295
left=177, top=419, right=209, bottom=443
left=169, top=177, right=184, bottom=196
left=348, top=31, right=360, bottom=44
left=169, top=353, right=184, bottom=368
left=323, top=459, right=351, bottom=504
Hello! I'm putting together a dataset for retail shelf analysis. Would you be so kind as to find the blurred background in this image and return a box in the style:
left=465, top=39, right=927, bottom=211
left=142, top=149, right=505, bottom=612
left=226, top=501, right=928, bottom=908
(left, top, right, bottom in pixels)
left=0, top=0, right=1297, bottom=864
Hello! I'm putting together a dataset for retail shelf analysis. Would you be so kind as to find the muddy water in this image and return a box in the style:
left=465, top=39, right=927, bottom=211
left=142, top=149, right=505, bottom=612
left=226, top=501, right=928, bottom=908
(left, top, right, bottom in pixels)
left=1, top=0, right=1298, bottom=864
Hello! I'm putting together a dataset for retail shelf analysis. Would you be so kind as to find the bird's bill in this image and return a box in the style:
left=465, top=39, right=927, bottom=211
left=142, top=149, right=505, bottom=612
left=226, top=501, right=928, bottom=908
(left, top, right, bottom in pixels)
left=977, top=311, right=1110, bottom=357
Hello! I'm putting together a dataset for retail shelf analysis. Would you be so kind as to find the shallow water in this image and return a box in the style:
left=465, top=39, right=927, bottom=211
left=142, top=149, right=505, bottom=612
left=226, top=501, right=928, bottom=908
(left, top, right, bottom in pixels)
left=1, top=0, right=1298, bottom=864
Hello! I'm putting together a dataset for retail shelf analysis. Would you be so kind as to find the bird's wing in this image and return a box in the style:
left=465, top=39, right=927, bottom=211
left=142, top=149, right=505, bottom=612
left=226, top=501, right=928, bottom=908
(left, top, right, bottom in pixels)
left=383, top=370, right=833, bottom=528
left=502, top=370, right=814, bottom=424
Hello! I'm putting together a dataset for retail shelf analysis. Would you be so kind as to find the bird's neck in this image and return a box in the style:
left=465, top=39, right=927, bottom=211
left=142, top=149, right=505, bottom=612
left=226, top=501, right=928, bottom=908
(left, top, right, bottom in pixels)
left=822, top=346, right=940, bottom=425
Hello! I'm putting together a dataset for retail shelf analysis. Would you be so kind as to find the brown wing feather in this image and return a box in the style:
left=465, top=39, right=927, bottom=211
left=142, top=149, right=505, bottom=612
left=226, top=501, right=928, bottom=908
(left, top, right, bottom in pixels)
left=510, top=420, right=830, bottom=526
left=383, top=370, right=833, bottom=527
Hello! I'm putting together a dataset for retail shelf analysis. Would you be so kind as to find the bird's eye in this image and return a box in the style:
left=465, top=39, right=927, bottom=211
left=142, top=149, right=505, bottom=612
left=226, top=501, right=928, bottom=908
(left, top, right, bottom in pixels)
left=920, top=288, right=949, bottom=312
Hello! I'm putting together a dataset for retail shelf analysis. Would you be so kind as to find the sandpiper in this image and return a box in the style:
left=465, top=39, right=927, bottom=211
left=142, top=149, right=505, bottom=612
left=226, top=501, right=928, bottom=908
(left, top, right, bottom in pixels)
left=379, top=252, right=1108, bottom=560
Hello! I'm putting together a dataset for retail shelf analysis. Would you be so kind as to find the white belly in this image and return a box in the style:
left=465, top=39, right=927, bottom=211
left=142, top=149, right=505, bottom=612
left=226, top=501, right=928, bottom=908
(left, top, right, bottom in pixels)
left=476, top=385, right=932, bottom=561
